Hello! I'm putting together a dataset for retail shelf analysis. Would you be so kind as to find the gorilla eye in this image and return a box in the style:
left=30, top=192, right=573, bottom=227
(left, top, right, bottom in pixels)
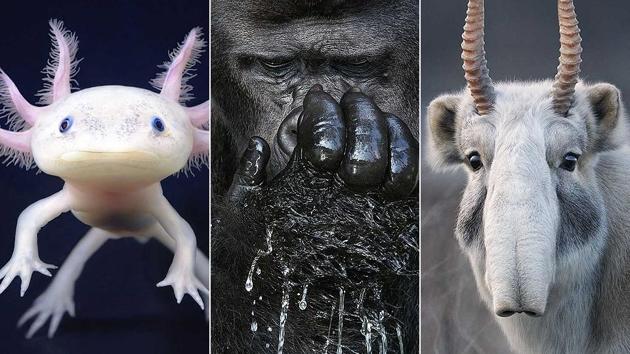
left=59, top=116, right=73, bottom=133
left=152, top=116, right=165, bottom=132
left=259, top=57, right=294, bottom=71
left=467, top=151, right=483, bottom=171
left=347, top=58, right=369, bottom=66
left=333, top=57, right=376, bottom=78
left=560, top=153, right=580, bottom=171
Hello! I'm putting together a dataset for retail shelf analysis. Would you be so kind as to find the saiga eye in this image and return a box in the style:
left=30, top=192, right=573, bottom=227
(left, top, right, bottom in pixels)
left=560, top=152, right=580, bottom=172
left=467, top=151, right=483, bottom=171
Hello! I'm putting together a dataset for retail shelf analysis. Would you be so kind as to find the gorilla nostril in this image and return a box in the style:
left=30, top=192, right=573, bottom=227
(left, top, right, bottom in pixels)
left=276, top=107, right=302, bottom=157
left=496, top=310, right=516, bottom=317
left=309, top=84, right=323, bottom=92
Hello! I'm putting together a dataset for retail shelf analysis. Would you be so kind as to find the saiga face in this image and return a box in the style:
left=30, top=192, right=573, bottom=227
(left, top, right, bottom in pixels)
left=429, top=81, right=621, bottom=317
left=428, top=0, right=623, bottom=318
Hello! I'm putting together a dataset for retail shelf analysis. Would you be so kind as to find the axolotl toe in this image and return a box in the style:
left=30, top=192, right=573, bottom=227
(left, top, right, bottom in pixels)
left=0, top=20, right=209, bottom=338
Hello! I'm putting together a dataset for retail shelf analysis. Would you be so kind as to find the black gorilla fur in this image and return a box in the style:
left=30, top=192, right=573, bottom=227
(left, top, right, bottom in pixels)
left=211, top=0, right=419, bottom=351
left=212, top=157, right=418, bottom=353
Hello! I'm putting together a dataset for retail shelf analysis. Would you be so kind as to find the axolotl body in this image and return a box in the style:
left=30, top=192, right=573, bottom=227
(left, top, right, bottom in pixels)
left=0, top=20, right=209, bottom=337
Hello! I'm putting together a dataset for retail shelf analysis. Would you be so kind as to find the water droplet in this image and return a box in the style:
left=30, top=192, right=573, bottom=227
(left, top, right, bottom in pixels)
left=277, top=288, right=290, bottom=354
left=298, top=285, right=308, bottom=311
left=245, top=275, right=253, bottom=292
left=396, top=324, right=404, bottom=354
left=377, top=311, right=387, bottom=354
left=266, top=343, right=270, bottom=348
left=361, top=319, right=372, bottom=354
left=337, top=288, right=345, bottom=354
left=251, top=321, right=258, bottom=332
left=256, top=267, right=261, bottom=275
left=259, top=296, right=263, bottom=301
left=267, top=327, right=272, bottom=332
left=244, top=228, right=274, bottom=292
left=323, top=302, right=336, bottom=352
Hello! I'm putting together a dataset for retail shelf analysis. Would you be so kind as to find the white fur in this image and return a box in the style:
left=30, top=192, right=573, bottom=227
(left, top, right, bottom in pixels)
left=428, top=80, right=630, bottom=353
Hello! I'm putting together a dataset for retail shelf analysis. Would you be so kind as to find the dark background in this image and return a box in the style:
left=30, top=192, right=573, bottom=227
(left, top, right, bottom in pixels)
left=0, top=1, right=209, bottom=353
left=421, top=0, right=630, bottom=353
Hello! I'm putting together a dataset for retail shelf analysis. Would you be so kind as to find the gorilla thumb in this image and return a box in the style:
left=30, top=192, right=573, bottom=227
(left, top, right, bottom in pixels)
left=227, top=136, right=270, bottom=203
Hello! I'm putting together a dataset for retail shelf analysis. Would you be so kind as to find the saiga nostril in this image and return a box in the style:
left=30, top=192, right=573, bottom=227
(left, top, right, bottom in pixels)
left=524, top=310, right=542, bottom=318
left=497, top=310, right=516, bottom=317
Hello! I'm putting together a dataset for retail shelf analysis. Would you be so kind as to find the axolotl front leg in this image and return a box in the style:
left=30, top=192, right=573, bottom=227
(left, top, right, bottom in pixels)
left=0, top=189, right=71, bottom=296
left=150, top=194, right=208, bottom=308
left=18, top=223, right=210, bottom=339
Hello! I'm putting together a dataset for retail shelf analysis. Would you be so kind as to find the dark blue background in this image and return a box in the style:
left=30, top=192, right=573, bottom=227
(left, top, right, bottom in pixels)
left=0, top=1, right=209, bottom=353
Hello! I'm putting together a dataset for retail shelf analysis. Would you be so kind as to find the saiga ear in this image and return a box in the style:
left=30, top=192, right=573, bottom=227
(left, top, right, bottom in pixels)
left=586, top=83, right=624, bottom=152
left=427, top=94, right=463, bottom=166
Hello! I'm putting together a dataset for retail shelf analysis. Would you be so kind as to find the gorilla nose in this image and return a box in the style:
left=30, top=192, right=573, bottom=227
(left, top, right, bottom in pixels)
left=276, top=107, right=302, bottom=157
left=310, top=84, right=323, bottom=91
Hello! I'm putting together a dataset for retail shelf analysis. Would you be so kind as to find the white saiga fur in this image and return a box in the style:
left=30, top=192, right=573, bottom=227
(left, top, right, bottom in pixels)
left=428, top=0, right=630, bottom=353
left=0, top=20, right=209, bottom=338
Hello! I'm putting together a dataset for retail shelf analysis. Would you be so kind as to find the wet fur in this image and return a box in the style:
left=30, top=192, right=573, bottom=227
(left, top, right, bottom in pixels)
left=212, top=159, right=418, bottom=353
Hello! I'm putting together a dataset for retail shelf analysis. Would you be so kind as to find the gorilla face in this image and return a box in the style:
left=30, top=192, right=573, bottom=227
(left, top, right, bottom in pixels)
left=211, top=2, right=419, bottom=351
left=212, top=0, right=418, bottom=178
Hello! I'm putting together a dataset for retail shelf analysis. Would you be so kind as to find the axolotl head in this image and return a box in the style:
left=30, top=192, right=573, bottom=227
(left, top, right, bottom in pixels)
left=0, top=20, right=208, bottom=186
left=32, top=86, right=199, bottom=184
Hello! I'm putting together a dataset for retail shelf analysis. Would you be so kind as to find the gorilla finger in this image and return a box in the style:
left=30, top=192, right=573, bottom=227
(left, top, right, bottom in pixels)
left=383, top=114, right=419, bottom=198
left=276, top=107, right=303, bottom=159
left=338, top=88, right=388, bottom=188
left=298, top=85, right=345, bottom=171
left=227, top=137, right=270, bottom=203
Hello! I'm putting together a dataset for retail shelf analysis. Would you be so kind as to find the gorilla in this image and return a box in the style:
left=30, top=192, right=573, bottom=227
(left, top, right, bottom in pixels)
left=211, top=1, right=419, bottom=352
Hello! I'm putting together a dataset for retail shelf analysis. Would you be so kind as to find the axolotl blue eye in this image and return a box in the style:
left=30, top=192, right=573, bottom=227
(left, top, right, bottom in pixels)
left=152, top=116, right=165, bottom=132
left=59, top=116, right=73, bottom=133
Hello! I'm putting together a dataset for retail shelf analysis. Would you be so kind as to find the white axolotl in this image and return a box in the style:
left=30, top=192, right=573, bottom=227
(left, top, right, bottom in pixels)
left=0, top=20, right=209, bottom=338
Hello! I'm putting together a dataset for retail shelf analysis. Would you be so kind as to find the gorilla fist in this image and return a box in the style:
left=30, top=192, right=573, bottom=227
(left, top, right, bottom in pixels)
left=212, top=86, right=418, bottom=353
left=230, top=84, right=418, bottom=200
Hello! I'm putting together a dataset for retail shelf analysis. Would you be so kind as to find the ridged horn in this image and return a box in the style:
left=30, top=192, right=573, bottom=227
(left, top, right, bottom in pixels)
left=552, top=0, right=582, bottom=116
left=461, top=0, right=495, bottom=115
